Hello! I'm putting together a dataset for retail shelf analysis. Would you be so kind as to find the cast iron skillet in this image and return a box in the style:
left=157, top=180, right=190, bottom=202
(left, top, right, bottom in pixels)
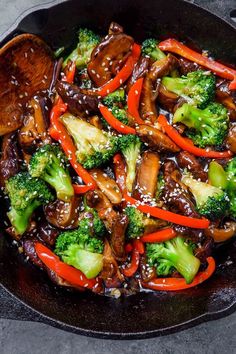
left=0, top=0, right=236, bottom=339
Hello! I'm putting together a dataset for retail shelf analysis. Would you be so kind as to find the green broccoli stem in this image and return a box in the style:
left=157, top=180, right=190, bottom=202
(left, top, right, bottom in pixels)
left=208, top=161, right=227, bottom=189
left=65, top=47, right=90, bottom=68
left=162, top=77, right=187, bottom=97
left=42, top=158, right=74, bottom=202
left=183, top=176, right=219, bottom=206
left=120, top=136, right=141, bottom=192
left=124, top=145, right=140, bottom=192
left=225, top=158, right=236, bottom=217
left=163, top=238, right=200, bottom=284
left=62, top=245, right=103, bottom=279
left=173, top=104, right=205, bottom=129
left=7, top=200, right=41, bottom=235
left=126, top=163, right=136, bottom=193
left=141, top=38, right=166, bottom=61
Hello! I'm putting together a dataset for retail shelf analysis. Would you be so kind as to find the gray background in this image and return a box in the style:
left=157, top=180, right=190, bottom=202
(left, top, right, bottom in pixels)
left=0, top=0, right=236, bottom=353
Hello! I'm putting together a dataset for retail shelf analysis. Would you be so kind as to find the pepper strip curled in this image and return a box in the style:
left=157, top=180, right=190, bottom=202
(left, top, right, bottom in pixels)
left=142, top=257, right=216, bottom=291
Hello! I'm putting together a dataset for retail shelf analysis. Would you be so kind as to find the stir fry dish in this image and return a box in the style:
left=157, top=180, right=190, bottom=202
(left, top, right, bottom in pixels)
left=1, top=22, right=236, bottom=296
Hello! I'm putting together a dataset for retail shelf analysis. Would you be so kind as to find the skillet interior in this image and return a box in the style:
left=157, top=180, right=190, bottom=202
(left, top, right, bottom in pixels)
left=0, top=0, right=236, bottom=339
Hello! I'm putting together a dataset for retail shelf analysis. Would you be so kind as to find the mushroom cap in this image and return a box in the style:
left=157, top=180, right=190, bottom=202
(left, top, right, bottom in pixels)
left=0, top=34, right=54, bottom=135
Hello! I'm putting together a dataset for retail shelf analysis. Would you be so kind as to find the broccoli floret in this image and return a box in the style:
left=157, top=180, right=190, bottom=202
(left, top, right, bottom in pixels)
left=61, top=113, right=118, bottom=169
left=5, top=172, right=54, bottom=235
left=141, top=38, right=166, bottom=61
left=162, top=70, right=216, bottom=109
left=208, top=158, right=236, bottom=218
left=77, top=68, right=93, bottom=89
left=125, top=206, right=145, bottom=238
left=182, top=175, right=229, bottom=220
left=79, top=207, right=106, bottom=238
left=119, top=135, right=141, bottom=192
left=146, top=236, right=201, bottom=283
left=102, top=89, right=126, bottom=109
left=63, top=28, right=100, bottom=69
left=112, top=107, right=129, bottom=125
left=124, top=206, right=162, bottom=239
left=29, top=144, right=74, bottom=202
left=101, top=89, right=128, bottom=129
left=173, top=102, right=229, bottom=148
left=55, top=229, right=104, bottom=255
left=101, top=107, right=129, bottom=129
left=208, top=161, right=228, bottom=189
left=55, top=228, right=104, bottom=279
left=155, top=174, right=165, bottom=201
left=225, top=157, right=236, bottom=217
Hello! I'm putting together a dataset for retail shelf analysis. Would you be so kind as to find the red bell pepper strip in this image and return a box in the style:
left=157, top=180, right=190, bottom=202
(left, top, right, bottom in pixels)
left=73, top=184, right=93, bottom=194
left=97, top=43, right=141, bottom=97
left=133, top=239, right=145, bottom=255
left=123, top=192, right=210, bottom=229
left=157, top=114, right=233, bottom=159
left=230, top=81, right=236, bottom=90
left=49, top=98, right=96, bottom=189
left=35, top=243, right=97, bottom=289
left=142, top=257, right=216, bottom=291
left=141, top=228, right=177, bottom=243
left=113, top=153, right=127, bottom=192
left=125, top=243, right=133, bottom=253
left=99, top=104, right=136, bottom=134
left=122, top=248, right=140, bottom=277
left=65, top=61, right=76, bottom=84
left=159, top=39, right=236, bottom=90
left=122, top=238, right=145, bottom=277
left=127, top=78, right=144, bottom=124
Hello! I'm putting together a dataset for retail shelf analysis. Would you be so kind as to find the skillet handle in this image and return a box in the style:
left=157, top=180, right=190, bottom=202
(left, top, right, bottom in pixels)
left=0, top=286, right=42, bottom=322
left=194, top=0, right=236, bottom=27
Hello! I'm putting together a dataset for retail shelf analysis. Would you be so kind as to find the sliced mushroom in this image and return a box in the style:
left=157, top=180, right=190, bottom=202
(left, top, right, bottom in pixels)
left=177, top=151, right=208, bottom=182
left=133, top=151, right=160, bottom=200
left=100, top=239, right=124, bottom=287
left=36, top=220, right=59, bottom=246
left=44, top=196, right=80, bottom=229
left=0, top=132, right=21, bottom=186
left=140, top=75, right=158, bottom=122
left=22, top=239, right=45, bottom=268
left=0, top=34, right=54, bottom=135
left=178, top=57, right=200, bottom=75
left=163, top=161, right=199, bottom=218
left=56, top=80, right=99, bottom=116
left=216, top=79, right=236, bottom=121
left=205, top=222, right=236, bottom=243
left=136, top=124, right=180, bottom=153
left=90, top=169, right=122, bottom=205
left=148, top=54, right=178, bottom=82
left=85, top=190, right=117, bottom=231
left=218, top=81, right=236, bottom=118
left=108, top=22, right=124, bottom=35
left=140, top=54, right=178, bottom=122
left=49, top=58, right=63, bottom=92
left=226, top=124, right=236, bottom=153
left=157, top=84, right=179, bottom=113
left=87, top=33, right=134, bottom=86
left=143, top=218, right=168, bottom=233
left=126, top=57, right=150, bottom=92
left=194, top=237, right=214, bottom=263
left=18, top=96, right=52, bottom=154
left=110, top=213, right=128, bottom=261
left=139, top=254, right=156, bottom=282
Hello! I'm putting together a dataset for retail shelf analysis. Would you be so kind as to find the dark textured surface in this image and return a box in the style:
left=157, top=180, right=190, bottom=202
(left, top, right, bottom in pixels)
left=1, top=0, right=236, bottom=347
